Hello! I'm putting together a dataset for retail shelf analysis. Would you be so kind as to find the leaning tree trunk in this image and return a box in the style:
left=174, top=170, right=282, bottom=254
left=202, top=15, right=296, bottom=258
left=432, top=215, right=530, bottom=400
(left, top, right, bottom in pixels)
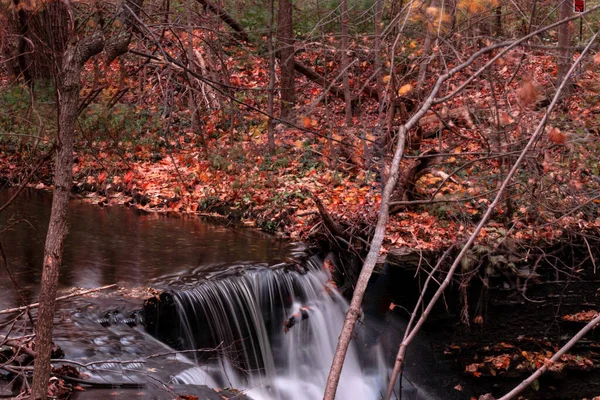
left=323, top=128, right=408, bottom=400
left=31, top=32, right=105, bottom=400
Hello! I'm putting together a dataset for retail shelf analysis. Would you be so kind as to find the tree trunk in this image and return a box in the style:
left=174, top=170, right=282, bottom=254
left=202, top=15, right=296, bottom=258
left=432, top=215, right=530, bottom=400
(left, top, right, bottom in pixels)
left=495, top=5, right=502, bottom=36
left=31, top=53, right=82, bottom=400
left=31, top=30, right=106, bottom=400
left=14, top=1, right=33, bottom=89
left=186, top=0, right=203, bottom=143
left=278, top=0, right=295, bottom=119
left=557, top=0, right=573, bottom=91
left=267, top=0, right=276, bottom=153
left=340, top=0, right=352, bottom=125
left=374, top=0, right=383, bottom=117
left=416, top=0, right=440, bottom=94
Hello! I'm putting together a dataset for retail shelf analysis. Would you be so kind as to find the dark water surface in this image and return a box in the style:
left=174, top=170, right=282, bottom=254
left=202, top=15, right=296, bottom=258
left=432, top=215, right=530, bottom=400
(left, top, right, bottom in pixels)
left=0, top=189, right=297, bottom=309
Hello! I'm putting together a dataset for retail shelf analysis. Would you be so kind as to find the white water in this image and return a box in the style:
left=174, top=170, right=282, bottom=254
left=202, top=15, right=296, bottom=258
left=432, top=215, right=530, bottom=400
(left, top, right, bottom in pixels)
left=172, top=260, right=396, bottom=400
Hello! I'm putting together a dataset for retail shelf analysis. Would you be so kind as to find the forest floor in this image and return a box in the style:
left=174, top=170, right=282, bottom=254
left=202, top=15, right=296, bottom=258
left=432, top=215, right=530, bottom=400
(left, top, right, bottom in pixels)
left=1, top=39, right=599, bottom=254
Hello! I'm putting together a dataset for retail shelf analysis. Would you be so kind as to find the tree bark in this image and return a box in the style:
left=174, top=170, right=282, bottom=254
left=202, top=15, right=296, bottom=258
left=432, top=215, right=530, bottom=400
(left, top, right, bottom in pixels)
left=374, top=0, right=383, bottom=111
left=340, top=0, right=352, bottom=125
left=31, top=36, right=104, bottom=400
left=278, top=0, right=295, bottom=119
left=495, top=5, right=502, bottom=36
left=14, top=0, right=33, bottom=88
left=267, top=0, right=276, bottom=153
left=416, top=0, right=440, bottom=94
left=557, top=0, right=573, bottom=91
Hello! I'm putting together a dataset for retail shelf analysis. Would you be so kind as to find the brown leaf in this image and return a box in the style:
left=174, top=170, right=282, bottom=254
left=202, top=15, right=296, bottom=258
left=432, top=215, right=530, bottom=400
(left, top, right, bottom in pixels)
left=517, top=79, right=538, bottom=106
left=547, top=127, right=567, bottom=145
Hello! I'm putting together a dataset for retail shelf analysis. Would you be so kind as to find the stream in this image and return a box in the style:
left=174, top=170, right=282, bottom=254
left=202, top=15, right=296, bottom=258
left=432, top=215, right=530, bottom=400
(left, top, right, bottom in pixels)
left=0, top=190, right=440, bottom=399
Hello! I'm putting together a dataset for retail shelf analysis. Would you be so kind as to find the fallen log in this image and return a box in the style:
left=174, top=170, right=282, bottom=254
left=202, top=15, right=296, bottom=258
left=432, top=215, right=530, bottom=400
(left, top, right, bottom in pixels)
left=0, top=284, right=117, bottom=315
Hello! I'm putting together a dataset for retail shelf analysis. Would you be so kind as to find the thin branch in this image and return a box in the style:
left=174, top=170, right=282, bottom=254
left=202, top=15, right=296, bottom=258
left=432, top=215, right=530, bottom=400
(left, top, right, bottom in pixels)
left=0, top=284, right=117, bottom=316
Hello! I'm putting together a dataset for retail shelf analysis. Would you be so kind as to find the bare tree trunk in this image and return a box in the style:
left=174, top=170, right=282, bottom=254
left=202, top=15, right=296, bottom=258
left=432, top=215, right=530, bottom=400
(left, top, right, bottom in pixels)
left=416, top=0, right=440, bottom=94
left=186, top=0, right=203, bottom=144
left=557, top=0, right=573, bottom=91
left=267, top=0, right=276, bottom=153
left=495, top=5, right=502, bottom=36
left=28, top=0, right=145, bottom=393
left=14, top=1, right=33, bottom=89
left=374, top=0, right=383, bottom=116
left=31, top=32, right=105, bottom=399
left=340, top=0, right=352, bottom=125
left=278, top=0, right=295, bottom=120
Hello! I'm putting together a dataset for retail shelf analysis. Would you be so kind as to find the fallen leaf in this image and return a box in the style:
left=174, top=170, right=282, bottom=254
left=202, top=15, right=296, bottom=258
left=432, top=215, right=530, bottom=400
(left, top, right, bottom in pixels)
left=398, top=84, right=413, bottom=96
left=547, top=127, right=567, bottom=145
left=517, top=79, right=538, bottom=106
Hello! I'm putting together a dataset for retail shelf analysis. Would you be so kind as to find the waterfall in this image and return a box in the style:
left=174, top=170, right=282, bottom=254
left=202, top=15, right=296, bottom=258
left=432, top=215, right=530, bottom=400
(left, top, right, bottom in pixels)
left=165, top=258, right=406, bottom=400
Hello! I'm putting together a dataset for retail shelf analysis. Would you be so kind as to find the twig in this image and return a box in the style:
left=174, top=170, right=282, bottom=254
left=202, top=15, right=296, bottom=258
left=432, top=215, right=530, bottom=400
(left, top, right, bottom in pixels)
left=0, top=284, right=117, bottom=315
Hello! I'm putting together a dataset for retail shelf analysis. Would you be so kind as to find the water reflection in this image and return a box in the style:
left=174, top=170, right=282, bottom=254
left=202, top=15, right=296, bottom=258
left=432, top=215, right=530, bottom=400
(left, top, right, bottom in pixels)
left=0, top=189, right=295, bottom=309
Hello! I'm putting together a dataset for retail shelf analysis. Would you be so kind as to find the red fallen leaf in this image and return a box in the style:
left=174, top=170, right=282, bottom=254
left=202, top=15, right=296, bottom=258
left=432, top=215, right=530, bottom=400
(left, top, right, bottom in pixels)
left=548, top=127, right=566, bottom=145
left=302, top=116, right=312, bottom=128
left=97, top=171, right=107, bottom=183
left=123, top=170, right=134, bottom=184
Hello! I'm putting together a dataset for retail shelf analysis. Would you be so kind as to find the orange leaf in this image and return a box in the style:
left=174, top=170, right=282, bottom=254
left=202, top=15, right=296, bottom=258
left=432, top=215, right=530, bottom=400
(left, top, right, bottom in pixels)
left=548, top=127, right=567, bottom=145
left=398, top=84, right=413, bottom=96
left=302, top=116, right=312, bottom=128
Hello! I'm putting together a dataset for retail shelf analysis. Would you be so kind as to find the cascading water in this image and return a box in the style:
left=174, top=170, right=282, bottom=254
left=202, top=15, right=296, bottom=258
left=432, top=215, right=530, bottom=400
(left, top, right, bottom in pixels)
left=165, top=258, right=407, bottom=400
